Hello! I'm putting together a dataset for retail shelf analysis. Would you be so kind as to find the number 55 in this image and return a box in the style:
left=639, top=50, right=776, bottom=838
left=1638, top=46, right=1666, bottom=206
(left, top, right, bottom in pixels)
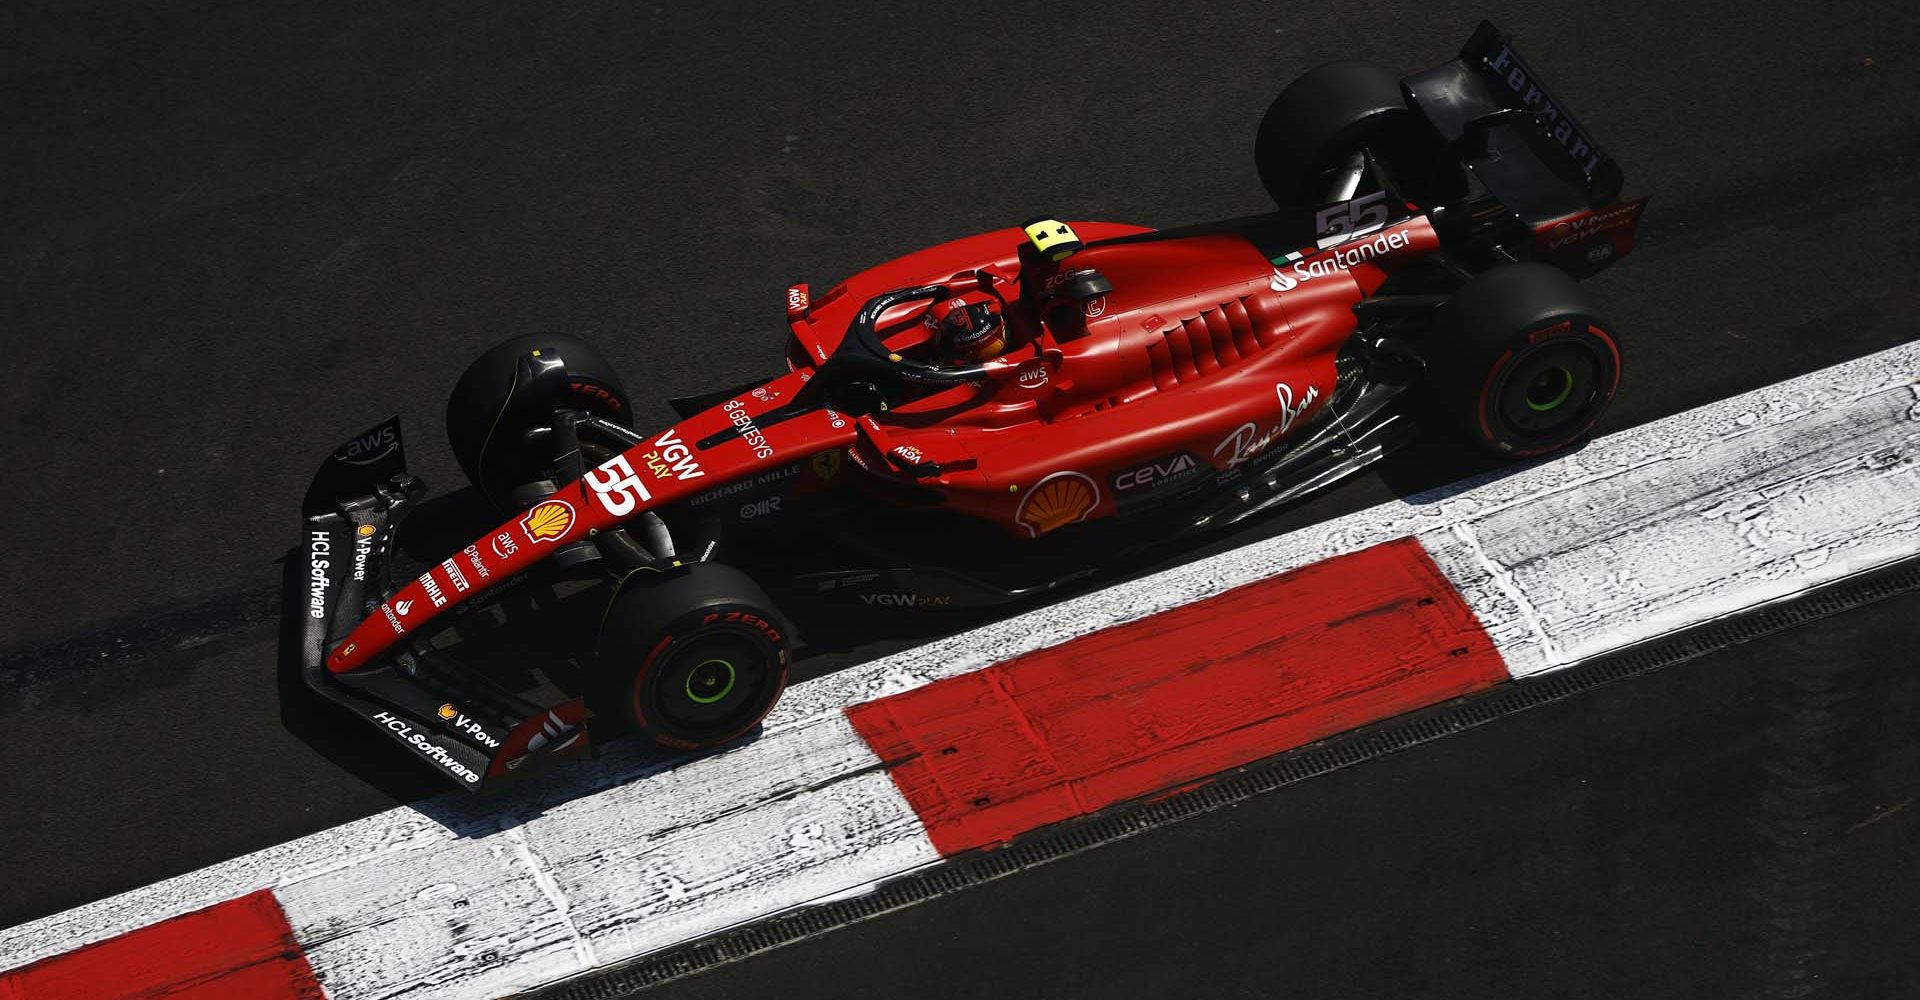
left=584, top=454, right=652, bottom=517
left=1315, top=190, right=1389, bottom=239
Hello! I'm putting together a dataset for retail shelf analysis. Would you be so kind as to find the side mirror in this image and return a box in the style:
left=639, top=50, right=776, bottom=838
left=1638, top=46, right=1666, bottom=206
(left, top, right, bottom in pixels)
left=1059, top=268, right=1113, bottom=303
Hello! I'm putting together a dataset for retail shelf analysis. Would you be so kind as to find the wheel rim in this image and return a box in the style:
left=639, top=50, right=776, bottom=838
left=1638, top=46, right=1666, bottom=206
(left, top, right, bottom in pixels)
left=1492, top=336, right=1609, bottom=443
left=1524, top=366, right=1576, bottom=412
left=684, top=659, right=737, bottom=705
left=644, top=627, right=777, bottom=739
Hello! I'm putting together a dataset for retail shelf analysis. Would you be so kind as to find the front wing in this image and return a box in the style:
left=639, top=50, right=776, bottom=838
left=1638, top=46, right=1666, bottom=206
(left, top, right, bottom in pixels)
left=295, top=416, right=591, bottom=791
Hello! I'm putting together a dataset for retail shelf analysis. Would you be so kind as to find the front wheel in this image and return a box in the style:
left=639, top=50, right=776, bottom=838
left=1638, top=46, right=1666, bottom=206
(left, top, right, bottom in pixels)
left=445, top=332, right=633, bottom=511
left=1427, top=263, right=1623, bottom=458
left=596, top=562, right=791, bottom=751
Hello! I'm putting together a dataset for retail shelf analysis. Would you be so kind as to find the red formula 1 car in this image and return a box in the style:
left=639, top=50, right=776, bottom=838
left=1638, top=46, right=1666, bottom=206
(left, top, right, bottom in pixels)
left=295, top=22, right=1646, bottom=789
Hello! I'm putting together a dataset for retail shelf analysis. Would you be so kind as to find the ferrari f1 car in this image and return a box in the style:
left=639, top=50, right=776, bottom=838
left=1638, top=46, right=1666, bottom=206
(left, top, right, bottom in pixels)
left=295, top=22, right=1646, bottom=789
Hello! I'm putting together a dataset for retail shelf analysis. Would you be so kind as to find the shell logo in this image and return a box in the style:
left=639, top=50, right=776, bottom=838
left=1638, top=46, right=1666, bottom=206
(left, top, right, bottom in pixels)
left=1016, top=471, right=1099, bottom=537
left=519, top=499, right=575, bottom=544
left=437, top=704, right=458, bottom=720
left=356, top=523, right=377, bottom=538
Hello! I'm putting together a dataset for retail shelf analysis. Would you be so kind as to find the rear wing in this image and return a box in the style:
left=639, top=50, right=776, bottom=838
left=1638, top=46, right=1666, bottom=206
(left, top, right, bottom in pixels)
left=1404, top=21, right=1626, bottom=218
left=1458, top=21, right=1623, bottom=205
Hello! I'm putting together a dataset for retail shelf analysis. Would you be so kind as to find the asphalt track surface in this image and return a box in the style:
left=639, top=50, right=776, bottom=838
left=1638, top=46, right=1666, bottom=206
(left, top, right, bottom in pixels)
left=1, top=0, right=1916, bottom=993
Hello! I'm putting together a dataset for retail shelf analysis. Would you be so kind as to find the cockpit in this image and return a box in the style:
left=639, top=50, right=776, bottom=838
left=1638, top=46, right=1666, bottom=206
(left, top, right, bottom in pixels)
left=801, top=218, right=1116, bottom=417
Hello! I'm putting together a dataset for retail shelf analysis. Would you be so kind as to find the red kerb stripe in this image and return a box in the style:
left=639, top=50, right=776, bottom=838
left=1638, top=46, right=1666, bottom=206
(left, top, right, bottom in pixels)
left=846, top=537, right=1509, bottom=855
left=0, top=889, right=322, bottom=999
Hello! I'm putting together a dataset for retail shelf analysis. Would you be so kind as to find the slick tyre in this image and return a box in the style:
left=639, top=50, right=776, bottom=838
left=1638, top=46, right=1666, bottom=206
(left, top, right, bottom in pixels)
left=596, top=562, right=791, bottom=751
left=446, top=332, right=633, bottom=510
left=1253, top=59, right=1462, bottom=209
left=1429, top=263, right=1622, bottom=458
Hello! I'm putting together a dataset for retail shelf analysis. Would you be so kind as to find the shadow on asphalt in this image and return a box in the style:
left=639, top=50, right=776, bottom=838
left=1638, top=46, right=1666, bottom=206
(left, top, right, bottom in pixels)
left=273, top=550, right=449, bottom=804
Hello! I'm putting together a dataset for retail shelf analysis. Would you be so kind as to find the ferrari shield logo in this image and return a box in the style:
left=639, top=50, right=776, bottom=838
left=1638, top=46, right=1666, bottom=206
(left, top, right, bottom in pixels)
left=811, top=450, right=843, bottom=481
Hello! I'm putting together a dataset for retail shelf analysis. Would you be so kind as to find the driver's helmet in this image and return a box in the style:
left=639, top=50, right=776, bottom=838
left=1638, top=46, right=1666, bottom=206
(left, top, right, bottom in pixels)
left=926, top=291, right=1007, bottom=363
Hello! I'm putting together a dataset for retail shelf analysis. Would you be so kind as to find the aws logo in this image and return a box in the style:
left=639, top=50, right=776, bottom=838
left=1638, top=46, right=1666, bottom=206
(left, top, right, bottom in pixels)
left=334, top=424, right=398, bottom=466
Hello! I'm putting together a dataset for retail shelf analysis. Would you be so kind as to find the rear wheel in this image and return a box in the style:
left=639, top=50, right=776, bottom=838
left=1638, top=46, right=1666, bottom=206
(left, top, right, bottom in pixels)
left=596, top=562, right=791, bottom=751
left=1254, top=59, right=1462, bottom=209
left=446, top=332, right=633, bottom=510
left=1427, top=263, right=1622, bottom=457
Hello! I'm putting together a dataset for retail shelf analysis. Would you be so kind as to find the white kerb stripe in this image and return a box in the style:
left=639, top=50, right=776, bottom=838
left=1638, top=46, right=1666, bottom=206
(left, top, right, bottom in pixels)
left=1424, top=346, right=1920, bottom=676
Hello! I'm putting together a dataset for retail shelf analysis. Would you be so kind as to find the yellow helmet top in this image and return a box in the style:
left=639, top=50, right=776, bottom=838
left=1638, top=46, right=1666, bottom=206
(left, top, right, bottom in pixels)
left=1022, top=217, right=1084, bottom=262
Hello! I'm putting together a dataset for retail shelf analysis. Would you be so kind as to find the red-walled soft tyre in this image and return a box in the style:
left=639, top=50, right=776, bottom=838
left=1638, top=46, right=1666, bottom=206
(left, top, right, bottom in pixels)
left=1428, top=263, right=1622, bottom=458
left=596, top=562, right=790, bottom=751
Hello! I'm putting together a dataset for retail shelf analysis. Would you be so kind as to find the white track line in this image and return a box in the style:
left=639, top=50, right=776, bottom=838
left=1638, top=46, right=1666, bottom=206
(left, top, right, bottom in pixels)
left=3, top=341, right=1915, bottom=999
